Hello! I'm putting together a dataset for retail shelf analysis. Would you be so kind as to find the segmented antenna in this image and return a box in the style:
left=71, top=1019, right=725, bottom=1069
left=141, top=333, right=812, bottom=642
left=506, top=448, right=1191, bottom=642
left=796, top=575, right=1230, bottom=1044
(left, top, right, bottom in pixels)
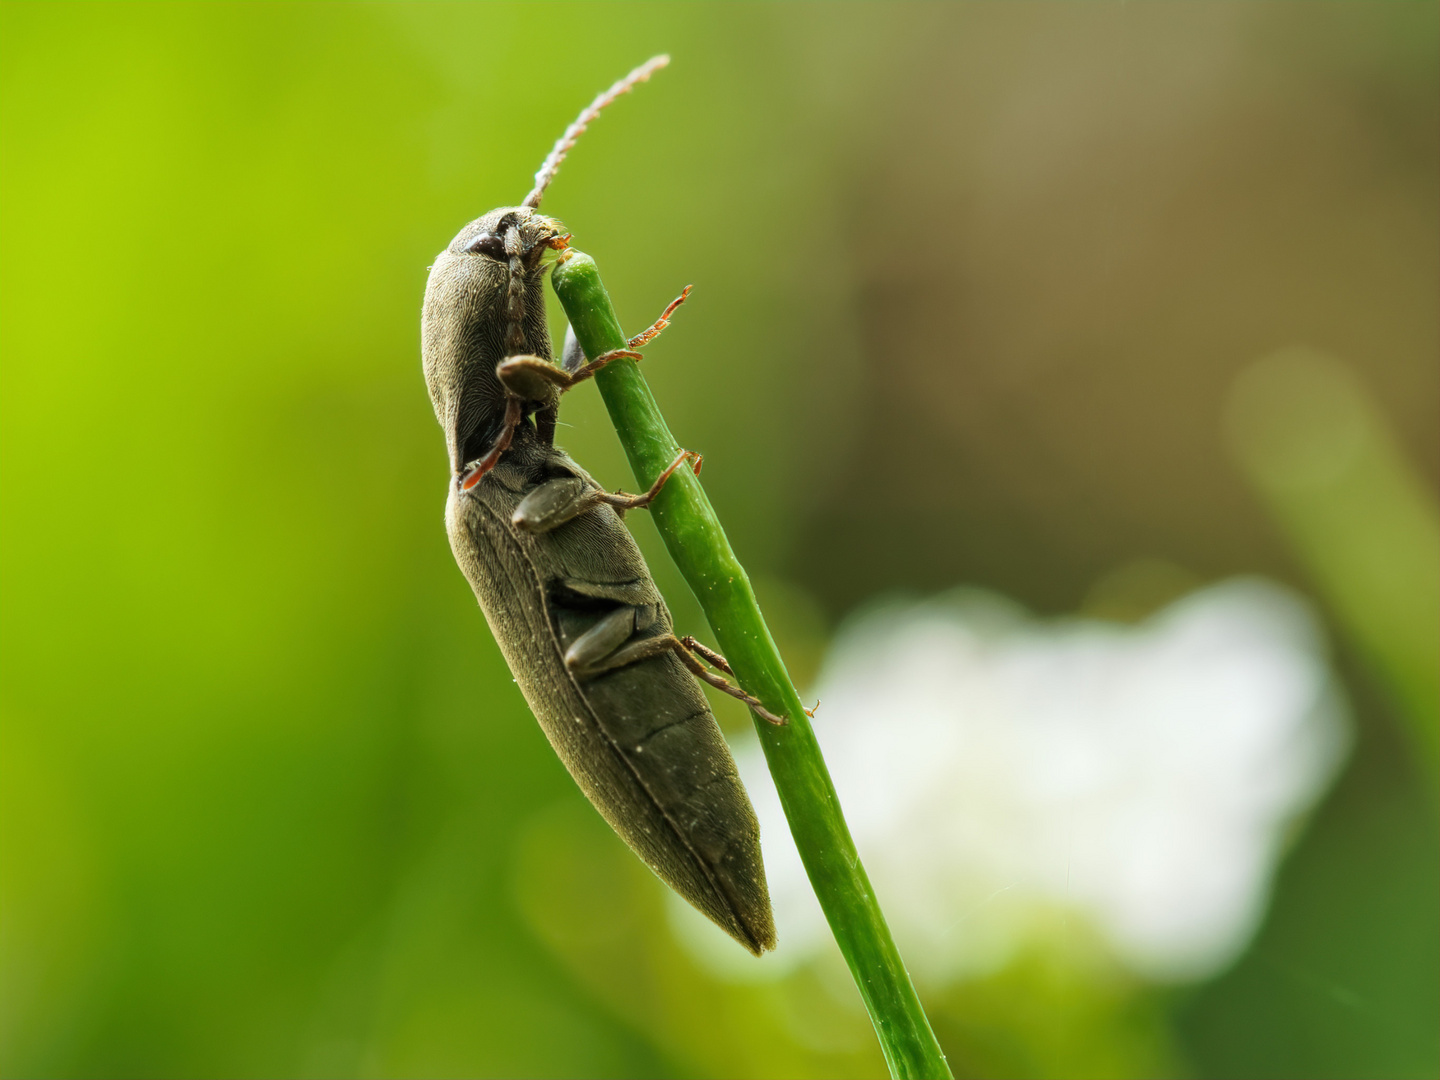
left=523, top=55, right=670, bottom=209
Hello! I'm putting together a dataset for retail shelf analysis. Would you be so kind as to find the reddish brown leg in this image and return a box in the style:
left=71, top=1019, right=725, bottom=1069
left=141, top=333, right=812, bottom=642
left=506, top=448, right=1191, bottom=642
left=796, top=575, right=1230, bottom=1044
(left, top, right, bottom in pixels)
left=680, top=635, right=733, bottom=675
left=673, top=638, right=787, bottom=726
left=596, top=449, right=703, bottom=514
left=566, top=348, right=644, bottom=387
left=459, top=396, right=522, bottom=491
left=562, top=287, right=693, bottom=388
left=627, top=286, right=691, bottom=349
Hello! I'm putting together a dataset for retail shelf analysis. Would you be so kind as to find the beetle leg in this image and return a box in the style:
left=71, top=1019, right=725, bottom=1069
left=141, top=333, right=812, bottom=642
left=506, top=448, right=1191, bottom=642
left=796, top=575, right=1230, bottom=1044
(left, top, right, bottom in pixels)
left=570, top=631, right=676, bottom=679
left=594, top=449, right=703, bottom=516
left=552, top=287, right=690, bottom=387
left=516, top=450, right=702, bottom=533
left=565, top=607, right=698, bottom=680
left=565, top=286, right=690, bottom=382
left=626, top=285, right=690, bottom=349
left=459, top=395, right=522, bottom=491
left=513, top=477, right=602, bottom=534
left=496, top=347, right=644, bottom=397
left=496, top=354, right=574, bottom=400
left=679, top=635, right=733, bottom=675
left=671, top=640, right=788, bottom=726
left=565, top=348, right=644, bottom=386
left=562, top=610, right=786, bottom=724
left=460, top=352, right=569, bottom=490
left=563, top=606, right=641, bottom=674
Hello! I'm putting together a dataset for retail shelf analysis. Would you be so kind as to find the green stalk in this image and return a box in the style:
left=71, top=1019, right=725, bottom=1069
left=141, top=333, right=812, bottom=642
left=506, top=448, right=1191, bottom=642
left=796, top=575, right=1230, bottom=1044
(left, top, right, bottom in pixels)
left=552, top=251, right=951, bottom=1080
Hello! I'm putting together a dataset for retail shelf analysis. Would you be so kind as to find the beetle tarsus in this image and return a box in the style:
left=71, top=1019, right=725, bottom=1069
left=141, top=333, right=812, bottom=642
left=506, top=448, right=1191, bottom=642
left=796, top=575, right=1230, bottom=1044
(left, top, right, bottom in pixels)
left=680, top=635, right=734, bottom=675
left=552, top=285, right=690, bottom=389
left=627, top=285, right=692, bottom=349
left=674, top=637, right=787, bottom=726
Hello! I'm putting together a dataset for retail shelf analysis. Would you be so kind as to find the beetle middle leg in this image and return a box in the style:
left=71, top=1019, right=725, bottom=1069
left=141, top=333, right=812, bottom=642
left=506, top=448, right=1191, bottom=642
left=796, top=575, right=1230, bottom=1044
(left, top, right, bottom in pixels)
left=513, top=449, right=702, bottom=533
left=564, top=606, right=787, bottom=726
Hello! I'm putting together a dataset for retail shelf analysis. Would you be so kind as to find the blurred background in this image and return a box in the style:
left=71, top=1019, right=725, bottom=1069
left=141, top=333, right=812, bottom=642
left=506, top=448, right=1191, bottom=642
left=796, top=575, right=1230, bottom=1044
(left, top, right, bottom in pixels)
left=2, top=3, right=1435, bottom=1077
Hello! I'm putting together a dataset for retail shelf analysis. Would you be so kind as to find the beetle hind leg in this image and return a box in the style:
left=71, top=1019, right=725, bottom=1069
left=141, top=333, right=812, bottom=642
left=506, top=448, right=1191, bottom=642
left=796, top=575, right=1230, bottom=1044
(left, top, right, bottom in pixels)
left=673, top=641, right=787, bottom=726
left=679, top=636, right=733, bottom=674
left=563, top=608, right=787, bottom=726
left=564, top=607, right=676, bottom=679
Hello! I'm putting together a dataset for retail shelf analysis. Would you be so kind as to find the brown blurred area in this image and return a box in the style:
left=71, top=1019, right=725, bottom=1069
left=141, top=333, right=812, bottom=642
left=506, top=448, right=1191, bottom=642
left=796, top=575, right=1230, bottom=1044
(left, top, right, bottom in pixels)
left=778, top=3, right=1437, bottom=615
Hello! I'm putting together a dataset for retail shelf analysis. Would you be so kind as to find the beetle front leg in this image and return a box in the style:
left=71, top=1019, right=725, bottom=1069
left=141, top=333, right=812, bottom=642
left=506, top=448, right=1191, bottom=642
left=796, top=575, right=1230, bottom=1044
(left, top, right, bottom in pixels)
left=458, top=350, right=571, bottom=491
left=565, top=347, right=645, bottom=387
left=495, top=355, right=576, bottom=400
left=496, top=349, right=643, bottom=400
left=459, top=395, right=522, bottom=491
left=624, top=285, right=690, bottom=349
left=555, top=287, right=690, bottom=381
left=464, top=351, right=580, bottom=487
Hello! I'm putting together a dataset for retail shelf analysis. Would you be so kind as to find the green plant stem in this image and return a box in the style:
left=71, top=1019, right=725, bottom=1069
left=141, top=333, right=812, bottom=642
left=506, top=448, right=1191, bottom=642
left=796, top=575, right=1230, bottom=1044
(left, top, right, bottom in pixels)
left=552, top=251, right=951, bottom=1080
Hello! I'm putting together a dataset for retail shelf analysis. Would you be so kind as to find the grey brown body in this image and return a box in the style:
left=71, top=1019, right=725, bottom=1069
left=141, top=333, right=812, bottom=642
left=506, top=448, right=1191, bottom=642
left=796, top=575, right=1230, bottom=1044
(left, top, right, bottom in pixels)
left=422, top=202, right=776, bottom=954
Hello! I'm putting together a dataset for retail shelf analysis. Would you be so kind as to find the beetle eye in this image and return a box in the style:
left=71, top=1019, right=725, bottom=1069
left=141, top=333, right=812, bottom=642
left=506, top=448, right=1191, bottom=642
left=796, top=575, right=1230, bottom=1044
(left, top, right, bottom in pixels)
left=465, top=232, right=506, bottom=259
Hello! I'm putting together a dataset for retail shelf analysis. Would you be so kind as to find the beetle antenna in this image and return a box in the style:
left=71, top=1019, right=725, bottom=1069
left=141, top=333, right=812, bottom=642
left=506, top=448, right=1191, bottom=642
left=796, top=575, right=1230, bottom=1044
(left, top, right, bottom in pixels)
left=523, top=55, right=669, bottom=209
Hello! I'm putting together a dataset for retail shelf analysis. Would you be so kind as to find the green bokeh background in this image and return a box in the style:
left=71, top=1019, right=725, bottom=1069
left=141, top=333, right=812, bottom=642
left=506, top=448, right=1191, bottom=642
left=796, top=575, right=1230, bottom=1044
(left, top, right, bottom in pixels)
left=1, top=3, right=1435, bottom=1077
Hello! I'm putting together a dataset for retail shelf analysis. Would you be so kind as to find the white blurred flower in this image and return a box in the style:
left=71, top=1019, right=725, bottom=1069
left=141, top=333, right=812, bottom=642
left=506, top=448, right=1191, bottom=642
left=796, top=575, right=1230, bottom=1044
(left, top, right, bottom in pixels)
left=672, top=578, right=1349, bottom=985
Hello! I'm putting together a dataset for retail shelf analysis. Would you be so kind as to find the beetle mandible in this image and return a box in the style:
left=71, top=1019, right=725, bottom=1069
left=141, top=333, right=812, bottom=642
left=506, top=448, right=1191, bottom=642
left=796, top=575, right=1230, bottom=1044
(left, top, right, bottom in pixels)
left=420, top=56, right=779, bottom=954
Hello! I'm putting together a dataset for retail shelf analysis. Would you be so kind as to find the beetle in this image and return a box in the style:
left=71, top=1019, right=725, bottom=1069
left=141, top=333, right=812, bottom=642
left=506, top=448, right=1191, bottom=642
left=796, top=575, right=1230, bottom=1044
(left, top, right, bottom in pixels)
left=420, top=57, right=779, bottom=955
